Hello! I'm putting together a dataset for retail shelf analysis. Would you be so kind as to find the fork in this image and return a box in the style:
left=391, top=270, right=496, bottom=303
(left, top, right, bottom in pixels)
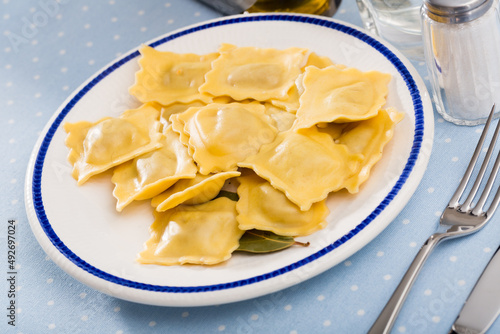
left=369, top=105, right=500, bottom=334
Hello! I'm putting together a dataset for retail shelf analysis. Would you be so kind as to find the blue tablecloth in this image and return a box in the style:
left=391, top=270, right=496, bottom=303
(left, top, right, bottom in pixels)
left=2, top=1, right=500, bottom=333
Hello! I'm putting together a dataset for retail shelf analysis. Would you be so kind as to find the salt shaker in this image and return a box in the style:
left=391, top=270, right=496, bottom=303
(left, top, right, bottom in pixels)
left=421, top=0, right=500, bottom=125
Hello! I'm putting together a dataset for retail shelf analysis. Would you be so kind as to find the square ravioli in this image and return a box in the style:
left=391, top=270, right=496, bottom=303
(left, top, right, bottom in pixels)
left=199, top=43, right=309, bottom=102
left=269, top=52, right=338, bottom=113
left=152, top=171, right=240, bottom=212
left=292, top=65, right=392, bottom=130
left=239, top=127, right=363, bottom=211
left=129, top=45, right=217, bottom=106
left=159, top=101, right=206, bottom=129
left=171, top=102, right=278, bottom=174
left=236, top=172, right=329, bottom=237
left=332, top=108, right=404, bottom=193
left=138, top=197, right=244, bottom=266
left=63, top=103, right=163, bottom=185
left=264, top=104, right=296, bottom=132
left=111, top=126, right=198, bottom=212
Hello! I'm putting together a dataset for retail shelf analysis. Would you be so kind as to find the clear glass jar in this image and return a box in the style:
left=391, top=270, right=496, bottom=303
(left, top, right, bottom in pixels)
left=356, top=0, right=424, bottom=61
left=421, top=0, right=500, bottom=125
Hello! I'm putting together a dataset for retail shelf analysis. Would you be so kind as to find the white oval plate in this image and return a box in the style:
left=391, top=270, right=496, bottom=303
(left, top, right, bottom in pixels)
left=25, top=14, right=433, bottom=307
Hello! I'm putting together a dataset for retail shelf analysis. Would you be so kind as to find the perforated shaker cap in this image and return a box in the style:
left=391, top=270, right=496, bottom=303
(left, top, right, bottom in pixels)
left=423, top=0, right=494, bottom=23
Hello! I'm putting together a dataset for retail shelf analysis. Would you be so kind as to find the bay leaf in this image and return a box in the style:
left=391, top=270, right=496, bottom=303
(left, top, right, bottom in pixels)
left=236, top=230, right=309, bottom=253
left=215, top=190, right=239, bottom=201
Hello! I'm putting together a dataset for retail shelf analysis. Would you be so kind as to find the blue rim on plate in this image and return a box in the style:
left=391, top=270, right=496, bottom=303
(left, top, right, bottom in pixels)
left=32, top=14, right=424, bottom=293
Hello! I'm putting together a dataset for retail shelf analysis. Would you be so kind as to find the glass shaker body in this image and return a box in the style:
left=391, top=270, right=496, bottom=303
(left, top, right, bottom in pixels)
left=421, top=0, right=500, bottom=125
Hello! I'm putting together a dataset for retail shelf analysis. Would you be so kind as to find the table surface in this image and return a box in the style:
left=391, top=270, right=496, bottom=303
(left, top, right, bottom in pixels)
left=2, top=1, right=500, bottom=333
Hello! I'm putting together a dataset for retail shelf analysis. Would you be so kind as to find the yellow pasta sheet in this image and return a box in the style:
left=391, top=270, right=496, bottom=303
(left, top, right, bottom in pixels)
left=335, top=108, right=404, bottom=193
left=199, top=43, right=308, bottom=102
left=159, top=101, right=206, bottom=130
left=64, top=103, right=163, bottom=185
left=138, top=197, right=244, bottom=266
left=239, top=127, right=363, bottom=211
left=269, top=52, right=338, bottom=113
left=171, top=102, right=278, bottom=174
left=264, top=104, right=296, bottom=132
left=152, top=171, right=241, bottom=212
left=293, top=65, right=391, bottom=130
left=236, top=172, right=329, bottom=236
left=129, top=45, right=217, bottom=106
left=111, top=126, right=198, bottom=211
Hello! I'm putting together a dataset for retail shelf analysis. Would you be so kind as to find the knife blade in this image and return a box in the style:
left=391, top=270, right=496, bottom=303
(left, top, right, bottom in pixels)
left=450, top=246, right=500, bottom=334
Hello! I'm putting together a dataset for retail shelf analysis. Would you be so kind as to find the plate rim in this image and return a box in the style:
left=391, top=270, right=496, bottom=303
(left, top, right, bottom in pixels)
left=24, top=13, right=433, bottom=304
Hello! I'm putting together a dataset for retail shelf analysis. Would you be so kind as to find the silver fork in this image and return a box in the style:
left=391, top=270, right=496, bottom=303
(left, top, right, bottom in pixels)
left=369, top=105, right=500, bottom=334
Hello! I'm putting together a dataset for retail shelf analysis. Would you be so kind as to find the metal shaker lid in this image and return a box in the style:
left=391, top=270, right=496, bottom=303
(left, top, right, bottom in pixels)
left=423, top=0, right=494, bottom=23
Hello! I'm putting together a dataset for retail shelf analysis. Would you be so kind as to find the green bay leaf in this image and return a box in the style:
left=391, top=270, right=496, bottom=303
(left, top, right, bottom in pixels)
left=215, top=190, right=239, bottom=201
left=236, top=230, right=309, bottom=253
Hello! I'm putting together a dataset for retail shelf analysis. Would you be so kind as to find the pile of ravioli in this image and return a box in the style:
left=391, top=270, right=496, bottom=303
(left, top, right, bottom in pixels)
left=64, top=44, right=404, bottom=266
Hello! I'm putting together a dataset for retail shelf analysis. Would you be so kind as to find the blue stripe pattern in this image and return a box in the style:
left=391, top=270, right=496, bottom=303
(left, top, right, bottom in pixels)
left=32, top=14, right=424, bottom=293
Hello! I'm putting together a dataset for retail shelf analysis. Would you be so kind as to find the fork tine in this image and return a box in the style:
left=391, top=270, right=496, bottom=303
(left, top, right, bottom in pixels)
left=461, top=105, right=500, bottom=212
left=448, top=105, right=496, bottom=208
left=472, top=143, right=500, bottom=215
left=485, top=176, right=500, bottom=216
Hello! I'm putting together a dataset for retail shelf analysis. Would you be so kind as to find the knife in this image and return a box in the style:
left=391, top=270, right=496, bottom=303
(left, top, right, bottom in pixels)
left=450, top=246, right=500, bottom=334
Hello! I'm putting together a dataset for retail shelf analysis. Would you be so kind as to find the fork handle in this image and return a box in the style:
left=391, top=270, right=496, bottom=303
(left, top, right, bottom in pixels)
left=368, top=233, right=448, bottom=334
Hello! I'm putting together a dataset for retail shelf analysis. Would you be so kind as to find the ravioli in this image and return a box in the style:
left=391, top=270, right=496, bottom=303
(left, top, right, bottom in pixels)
left=138, top=197, right=244, bottom=265
left=336, top=108, right=404, bottom=193
left=269, top=53, right=335, bottom=112
left=152, top=171, right=241, bottom=212
left=292, top=65, right=392, bottom=130
left=239, top=127, right=363, bottom=210
left=64, top=103, right=163, bottom=185
left=269, top=54, right=342, bottom=113
left=303, top=52, right=336, bottom=69
left=315, top=122, right=348, bottom=140
left=169, top=107, right=194, bottom=156
left=264, top=104, right=296, bottom=132
left=159, top=101, right=206, bottom=129
left=129, top=45, right=217, bottom=106
left=236, top=172, right=329, bottom=236
left=269, top=82, right=301, bottom=113
left=199, top=43, right=308, bottom=101
left=172, top=102, right=278, bottom=174
left=111, top=126, right=198, bottom=211
left=63, top=43, right=404, bottom=267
